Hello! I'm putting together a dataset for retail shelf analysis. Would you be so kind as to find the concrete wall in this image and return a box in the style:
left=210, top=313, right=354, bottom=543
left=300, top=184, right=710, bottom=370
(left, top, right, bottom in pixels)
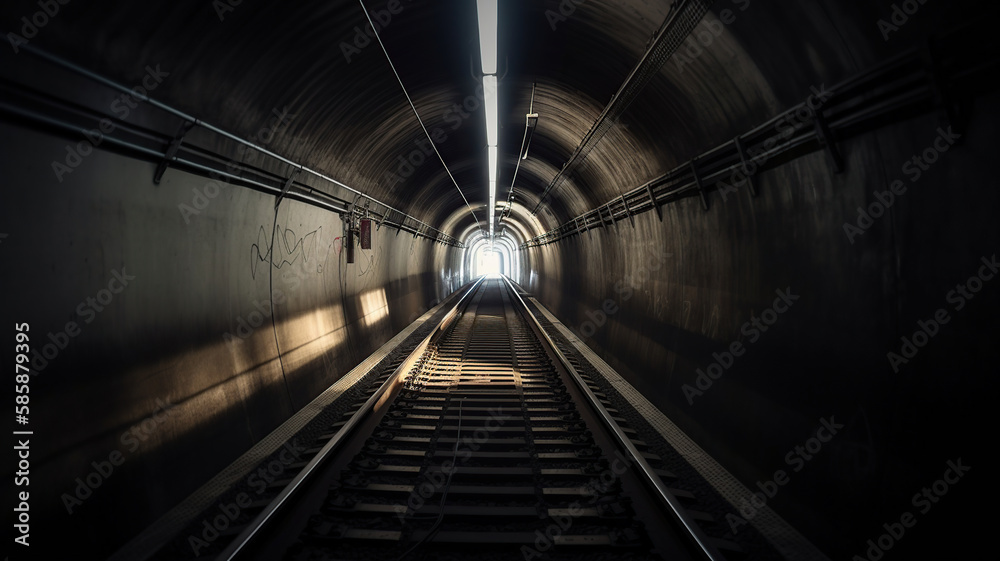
left=521, top=63, right=997, bottom=561
left=511, top=2, right=996, bottom=557
left=0, top=119, right=464, bottom=554
left=2, top=0, right=994, bottom=558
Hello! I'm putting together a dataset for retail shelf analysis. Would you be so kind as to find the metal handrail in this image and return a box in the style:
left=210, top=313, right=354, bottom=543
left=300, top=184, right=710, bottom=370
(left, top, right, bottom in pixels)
left=521, top=45, right=950, bottom=248
left=6, top=40, right=461, bottom=246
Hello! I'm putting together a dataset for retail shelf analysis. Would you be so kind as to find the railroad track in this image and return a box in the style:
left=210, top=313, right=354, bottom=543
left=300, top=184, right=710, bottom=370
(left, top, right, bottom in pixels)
left=164, top=277, right=749, bottom=561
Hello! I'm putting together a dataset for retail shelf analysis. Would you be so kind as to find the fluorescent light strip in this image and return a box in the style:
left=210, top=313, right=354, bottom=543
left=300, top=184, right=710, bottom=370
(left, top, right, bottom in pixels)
left=488, top=146, right=498, bottom=186
left=489, top=180, right=496, bottom=237
left=478, top=0, right=498, bottom=240
left=490, top=192, right=496, bottom=238
left=477, top=0, right=497, bottom=75
left=484, top=75, right=498, bottom=146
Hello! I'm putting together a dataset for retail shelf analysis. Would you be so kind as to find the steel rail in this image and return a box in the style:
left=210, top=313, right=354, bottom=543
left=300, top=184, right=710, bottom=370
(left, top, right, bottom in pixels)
left=521, top=25, right=997, bottom=248
left=0, top=101, right=354, bottom=214
left=499, top=275, right=726, bottom=561
left=521, top=72, right=931, bottom=247
left=0, top=82, right=471, bottom=245
left=6, top=39, right=459, bottom=245
left=214, top=276, right=486, bottom=561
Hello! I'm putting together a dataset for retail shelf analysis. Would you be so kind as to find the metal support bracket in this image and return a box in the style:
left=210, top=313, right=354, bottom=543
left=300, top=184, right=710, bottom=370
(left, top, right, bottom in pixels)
left=645, top=183, right=663, bottom=221
left=621, top=195, right=634, bottom=228
left=274, top=165, right=302, bottom=209
left=812, top=109, right=844, bottom=173
left=153, top=120, right=194, bottom=184
left=690, top=159, right=709, bottom=211
left=733, top=135, right=758, bottom=197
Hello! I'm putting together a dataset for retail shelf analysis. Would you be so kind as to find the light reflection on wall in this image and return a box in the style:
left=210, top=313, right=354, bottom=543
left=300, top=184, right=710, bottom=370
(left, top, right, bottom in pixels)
left=101, top=334, right=287, bottom=465
left=275, top=303, right=348, bottom=372
left=108, top=298, right=357, bottom=465
left=359, top=287, right=389, bottom=328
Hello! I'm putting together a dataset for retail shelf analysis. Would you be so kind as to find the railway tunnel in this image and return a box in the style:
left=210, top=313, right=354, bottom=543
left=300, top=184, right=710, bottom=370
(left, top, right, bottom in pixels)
left=1, top=0, right=997, bottom=559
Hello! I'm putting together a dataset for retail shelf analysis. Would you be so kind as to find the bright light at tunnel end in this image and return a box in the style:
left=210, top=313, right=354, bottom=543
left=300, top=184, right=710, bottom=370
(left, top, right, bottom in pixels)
left=484, top=251, right=501, bottom=277
left=469, top=235, right=519, bottom=281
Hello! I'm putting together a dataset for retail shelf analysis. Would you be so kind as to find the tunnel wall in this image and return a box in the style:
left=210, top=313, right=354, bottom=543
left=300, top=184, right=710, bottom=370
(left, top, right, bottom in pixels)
left=515, top=2, right=997, bottom=557
left=521, top=89, right=998, bottom=560
left=0, top=119, right=463, bottom=554
left=1, top=0, right=994, bottom=558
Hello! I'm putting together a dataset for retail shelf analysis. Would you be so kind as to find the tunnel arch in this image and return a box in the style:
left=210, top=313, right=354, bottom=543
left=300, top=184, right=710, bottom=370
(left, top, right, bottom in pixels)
left=464, top=231, right=520, bottom=280
left=1, top=1, right=994, bottom=558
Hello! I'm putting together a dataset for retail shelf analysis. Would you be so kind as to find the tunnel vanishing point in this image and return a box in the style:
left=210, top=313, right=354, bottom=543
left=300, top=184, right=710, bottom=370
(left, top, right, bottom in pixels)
left=1, top=1, right=997, bottom=560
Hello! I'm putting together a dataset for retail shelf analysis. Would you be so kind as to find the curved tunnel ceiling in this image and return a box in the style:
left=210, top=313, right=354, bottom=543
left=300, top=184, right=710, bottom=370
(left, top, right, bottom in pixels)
left=0, top=1, right=716, bottom=242
left=19, top=0, right=989, bottom=248
left=4, top=0, right=997, bottom=558
left=20, top=0, right=983, bottom=247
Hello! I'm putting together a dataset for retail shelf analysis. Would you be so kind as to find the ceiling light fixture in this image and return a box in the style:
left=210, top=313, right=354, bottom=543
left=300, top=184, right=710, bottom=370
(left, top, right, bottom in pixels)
left=477, top=0, right=497, bottom=75
left=483, top=75, right=498, bottom=146
left=489, top=181, right=496, bottom=238
left=478, top=0, right=498, bottom=243
left=488, top=145, right=498, bottom=186
left=521, top=113, right=538, bottom=160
